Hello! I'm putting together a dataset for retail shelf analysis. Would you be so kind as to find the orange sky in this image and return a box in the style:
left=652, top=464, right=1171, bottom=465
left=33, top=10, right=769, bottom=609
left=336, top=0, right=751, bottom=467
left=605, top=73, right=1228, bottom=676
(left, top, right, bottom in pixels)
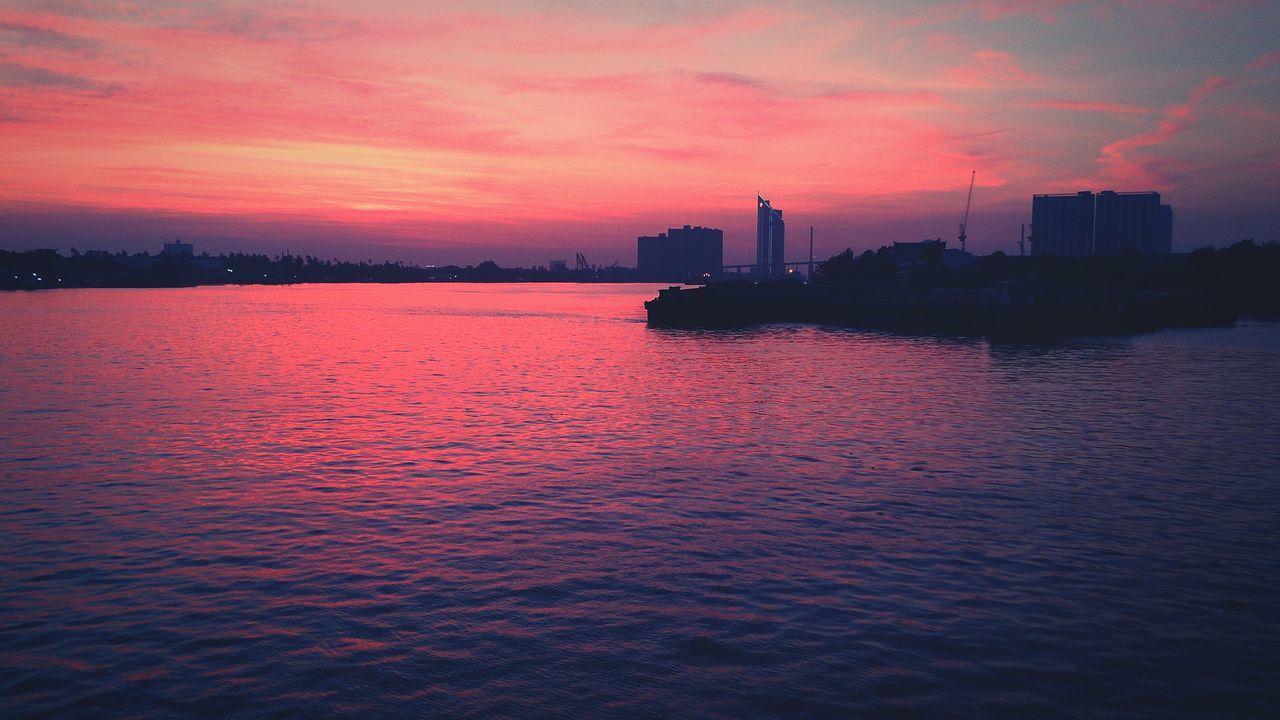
left=2, top=1, right=1278, bottom=265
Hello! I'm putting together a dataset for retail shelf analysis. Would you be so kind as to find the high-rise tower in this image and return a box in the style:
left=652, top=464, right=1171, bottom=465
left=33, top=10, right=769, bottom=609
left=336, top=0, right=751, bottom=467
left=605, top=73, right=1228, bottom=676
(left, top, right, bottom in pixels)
left=756, top=195, right=785, bottom=275
left=1031, top=190, right=1171, bottom=257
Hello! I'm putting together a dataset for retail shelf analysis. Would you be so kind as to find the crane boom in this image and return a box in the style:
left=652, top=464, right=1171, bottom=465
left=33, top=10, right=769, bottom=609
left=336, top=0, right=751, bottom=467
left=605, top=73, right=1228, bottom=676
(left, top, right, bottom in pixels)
left=958, top=170, right=975, bottom=253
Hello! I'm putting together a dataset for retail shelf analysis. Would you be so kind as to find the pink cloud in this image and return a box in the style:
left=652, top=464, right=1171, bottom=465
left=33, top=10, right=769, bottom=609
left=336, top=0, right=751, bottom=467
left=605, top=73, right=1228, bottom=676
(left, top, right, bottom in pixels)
left=944, top=49, right=1042, bottom=89
left=1096, top=75, right=1234, bottom=187
left=1246, top=50, right=1280, bottom=71
left=1028, top=99, right=1151, bottom=114
left=897, top=1, right=1084, bottom=28
left=967, top=0, right=1081, bottom=23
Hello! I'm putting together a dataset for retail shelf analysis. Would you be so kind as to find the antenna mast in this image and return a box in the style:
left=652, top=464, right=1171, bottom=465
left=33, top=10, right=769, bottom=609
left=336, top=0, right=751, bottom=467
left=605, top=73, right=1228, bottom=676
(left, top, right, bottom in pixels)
left=958, top=170, right=975, bottom=253
left=808, top=226, right=814, bottom=281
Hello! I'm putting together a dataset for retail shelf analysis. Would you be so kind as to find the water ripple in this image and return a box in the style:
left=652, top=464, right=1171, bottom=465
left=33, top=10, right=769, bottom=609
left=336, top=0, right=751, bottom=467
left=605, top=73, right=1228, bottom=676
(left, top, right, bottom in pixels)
left=1, top=285, right=1278, bottom=718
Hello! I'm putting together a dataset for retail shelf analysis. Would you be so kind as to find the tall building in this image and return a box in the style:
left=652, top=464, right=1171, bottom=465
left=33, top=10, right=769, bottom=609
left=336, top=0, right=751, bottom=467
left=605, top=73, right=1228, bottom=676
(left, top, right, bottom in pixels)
left=756, top=195, right=785, bottom=275
left=637, top=225, right=723, bottom=281
left=1095, top=191, right=1162, bottom=256
left=1031, top=190, right=1171, bottom=257
left=1031, top=192, right=1094, bottom=257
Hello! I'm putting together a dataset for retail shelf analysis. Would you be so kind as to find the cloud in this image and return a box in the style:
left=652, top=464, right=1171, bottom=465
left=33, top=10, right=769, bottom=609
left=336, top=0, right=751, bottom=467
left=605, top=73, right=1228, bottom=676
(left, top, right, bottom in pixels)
left=0, top=20, right=101, bottom=54
left=944, top=49, right=1041, bottom=89
left=1097, top=75, right=1233, bottom=187
left=818, top=87, right=943, bottom=107
left=16, top=1, right=367, bottom=42
left=1028, top=99, right=1150, bottom=114
left=895, top=0, right=1084, bottom=28
left=691, top=71, right=769, bottom=91
left=185, top=5, right=366, bottom=43
left=16, top=0, right=194, bottom=24
left=1246, top=50, right=1280, bottom=71
left=966, top=0, right=1082, bottom=23
left=610, top=143, right=715, bottom=162
left=2, top=1, right=1276, bottom=258
left=0, top=60, right=123, bottom=95
left=499, top=73, right=650, bottom=95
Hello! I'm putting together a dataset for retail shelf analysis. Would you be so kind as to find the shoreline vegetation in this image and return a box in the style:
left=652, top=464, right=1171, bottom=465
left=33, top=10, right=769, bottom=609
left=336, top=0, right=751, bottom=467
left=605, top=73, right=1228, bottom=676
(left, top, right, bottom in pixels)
left=0, top=249, right=643, bottom=290
left=646, top=240, right=1280, bottom=337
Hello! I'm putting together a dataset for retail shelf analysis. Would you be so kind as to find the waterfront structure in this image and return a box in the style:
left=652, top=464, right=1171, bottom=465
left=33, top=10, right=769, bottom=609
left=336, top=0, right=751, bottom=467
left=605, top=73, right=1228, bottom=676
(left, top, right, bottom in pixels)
left=637, top=225, right=723, bottom=281
left=162, top=240, right=194, bottom=258
left=1095, top=191, right=1169, bottom=255
left=1031, top=192, right=1095, bottom=258
left=159, top=239, right=224, bottom=277
left=756, top=195, right=785, bottom=275
left=1032, top=190, right=1172, bottom=257
left=891, top=239, right=974, bottom=276
left=891, top=240, right=945, bottom=274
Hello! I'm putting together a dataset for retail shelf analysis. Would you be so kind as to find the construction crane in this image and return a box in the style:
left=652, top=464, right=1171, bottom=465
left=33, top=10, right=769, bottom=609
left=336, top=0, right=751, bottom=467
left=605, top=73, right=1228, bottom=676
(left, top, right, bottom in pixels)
left=575, top=252, right=590, bottom=272
left=958, top=170, right=975, bottom=254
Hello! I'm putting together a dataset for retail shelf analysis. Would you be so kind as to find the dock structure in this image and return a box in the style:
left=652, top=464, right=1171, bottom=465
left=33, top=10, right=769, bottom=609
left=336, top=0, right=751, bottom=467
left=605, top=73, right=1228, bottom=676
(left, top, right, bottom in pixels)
left=722, top=261, right=812, bottom=276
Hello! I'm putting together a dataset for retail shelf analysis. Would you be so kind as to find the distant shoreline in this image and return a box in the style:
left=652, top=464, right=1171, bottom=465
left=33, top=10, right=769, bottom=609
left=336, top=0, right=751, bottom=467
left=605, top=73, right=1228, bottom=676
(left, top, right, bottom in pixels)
left=0, top=248, right=671, bottom=291
left=2, top=277, right=668, bottom=292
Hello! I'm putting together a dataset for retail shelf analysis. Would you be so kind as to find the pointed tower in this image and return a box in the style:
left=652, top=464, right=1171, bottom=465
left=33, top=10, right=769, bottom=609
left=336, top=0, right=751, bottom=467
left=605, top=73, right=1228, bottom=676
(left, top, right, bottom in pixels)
left=756, top=195, right=785, bottom=276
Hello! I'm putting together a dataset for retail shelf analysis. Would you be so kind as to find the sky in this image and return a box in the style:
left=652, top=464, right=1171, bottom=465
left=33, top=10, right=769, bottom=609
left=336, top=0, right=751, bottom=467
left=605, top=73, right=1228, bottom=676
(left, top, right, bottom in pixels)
left=1, top=0, right=1278, bottom=266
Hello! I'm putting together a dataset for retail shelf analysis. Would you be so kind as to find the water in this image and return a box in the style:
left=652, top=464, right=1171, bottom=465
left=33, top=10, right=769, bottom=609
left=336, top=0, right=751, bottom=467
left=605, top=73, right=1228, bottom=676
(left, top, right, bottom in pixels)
left=2, top=284, right=1278, bottom=718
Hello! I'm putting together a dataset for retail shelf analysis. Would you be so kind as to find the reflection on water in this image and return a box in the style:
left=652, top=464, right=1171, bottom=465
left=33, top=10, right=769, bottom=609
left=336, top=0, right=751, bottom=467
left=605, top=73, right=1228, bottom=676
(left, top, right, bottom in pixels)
left=2, top=284, right=1278, bottom=718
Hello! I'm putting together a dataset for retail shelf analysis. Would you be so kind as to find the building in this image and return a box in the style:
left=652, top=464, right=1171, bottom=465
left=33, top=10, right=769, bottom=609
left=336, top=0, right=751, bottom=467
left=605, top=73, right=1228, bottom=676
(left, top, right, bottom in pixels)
left=1031, top=190, right=1172, bottom=257
left=891, top=239, right=975, bottom=276
left=756, top=195, right=785, bottom=275
left=1031, top=192, right=1095, bottom=258
left=891, top=240, right=945, bottom=273
left=1095, top=191, right=1163, bottom=256
left=158, top=240, right=224, bottom=279
left=162, top=240, right=194, bottom=258
left=637, top=225, right=723, bottom=281
left=548, top=259, right=567, bottom=273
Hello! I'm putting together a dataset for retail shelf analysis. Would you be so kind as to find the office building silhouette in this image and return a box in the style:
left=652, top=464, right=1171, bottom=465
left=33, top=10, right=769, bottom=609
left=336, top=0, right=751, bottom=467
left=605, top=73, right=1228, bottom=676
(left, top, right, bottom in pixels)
left=1032, top=190, right=1172, bottom=257
left=756, top=195, right=785, bottom=275
left=637, top=225, right=723, bottom=281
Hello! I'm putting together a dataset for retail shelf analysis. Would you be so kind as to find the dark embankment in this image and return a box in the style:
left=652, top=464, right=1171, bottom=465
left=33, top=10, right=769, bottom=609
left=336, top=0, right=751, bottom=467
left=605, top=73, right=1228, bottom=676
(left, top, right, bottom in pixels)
left=647, top=240, right=1278, bottom=337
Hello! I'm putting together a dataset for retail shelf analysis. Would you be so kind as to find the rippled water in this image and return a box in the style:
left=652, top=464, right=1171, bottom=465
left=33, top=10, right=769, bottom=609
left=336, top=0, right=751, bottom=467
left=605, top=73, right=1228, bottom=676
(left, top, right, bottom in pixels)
left=2, top=284, right=1278, bottom=718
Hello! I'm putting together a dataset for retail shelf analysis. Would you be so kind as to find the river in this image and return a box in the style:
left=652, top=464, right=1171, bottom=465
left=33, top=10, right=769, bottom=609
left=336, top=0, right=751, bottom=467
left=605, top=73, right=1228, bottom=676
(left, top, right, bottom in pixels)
left=2, top=283, right=1278, bottom=718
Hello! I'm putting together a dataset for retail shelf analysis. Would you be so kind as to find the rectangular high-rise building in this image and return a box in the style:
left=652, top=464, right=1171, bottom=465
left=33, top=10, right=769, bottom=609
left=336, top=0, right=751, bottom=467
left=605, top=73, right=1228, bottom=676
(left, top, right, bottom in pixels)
left=1031, top=192, right=1094, bottom=257
left=637, top=225, right=723, bottom=281
left=1095, top=191, right=1162, bottom=255
left=1031, top=190, right=1171, bottom=256
left=756, top=195, right=785, bottom=275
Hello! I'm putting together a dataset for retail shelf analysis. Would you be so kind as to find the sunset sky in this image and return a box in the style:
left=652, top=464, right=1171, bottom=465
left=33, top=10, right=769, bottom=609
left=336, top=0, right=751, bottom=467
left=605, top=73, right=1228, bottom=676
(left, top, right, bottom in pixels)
left=2, top=0, right=1278, bottom=265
